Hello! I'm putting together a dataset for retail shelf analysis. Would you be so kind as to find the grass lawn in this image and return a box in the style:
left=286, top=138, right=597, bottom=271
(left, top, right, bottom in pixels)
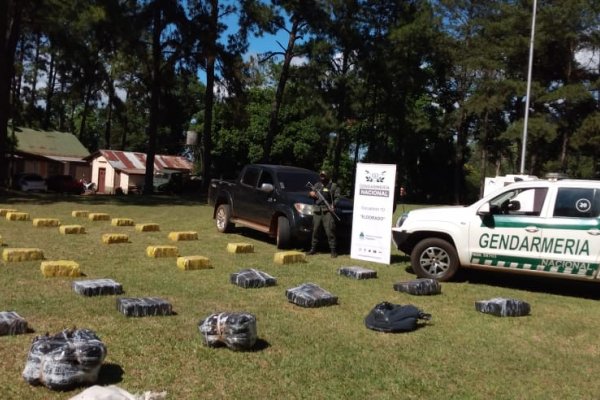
left=1, top=193, right=600, bottom=399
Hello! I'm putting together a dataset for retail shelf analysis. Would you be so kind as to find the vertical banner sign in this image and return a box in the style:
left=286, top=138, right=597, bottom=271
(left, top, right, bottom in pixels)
left=350, top=163, right=397, bottom=264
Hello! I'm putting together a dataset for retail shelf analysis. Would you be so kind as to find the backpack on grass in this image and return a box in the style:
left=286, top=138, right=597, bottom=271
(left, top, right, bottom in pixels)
left=365, top=302, right=431, bottom=333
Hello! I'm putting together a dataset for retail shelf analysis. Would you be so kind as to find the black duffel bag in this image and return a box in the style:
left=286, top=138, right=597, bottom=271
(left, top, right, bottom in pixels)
left=365, top=302, right=431, bottom=333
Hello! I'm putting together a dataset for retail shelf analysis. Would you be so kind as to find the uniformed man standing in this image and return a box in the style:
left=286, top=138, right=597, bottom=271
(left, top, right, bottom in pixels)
left=307, top=170, right=341, bottom=258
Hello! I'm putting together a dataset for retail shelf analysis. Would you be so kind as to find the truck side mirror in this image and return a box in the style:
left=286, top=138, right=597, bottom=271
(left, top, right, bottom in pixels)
left=507, top=200, right=521, bottom=211
left=477, top=203, right=491, bottom=216
left=260, top=183, right=274, bottom=193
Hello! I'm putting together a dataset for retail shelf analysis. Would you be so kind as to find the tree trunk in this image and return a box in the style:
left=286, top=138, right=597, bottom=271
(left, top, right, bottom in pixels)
left=12, top=37, right=24, bottom=121
left=332, top=48, right=349, bottom=182
left=121, top=113, right=128, bottom=150
left=560, top=132, right=568, bottom=171
left=453, top=111, right=467, bottom=204
left=79, top=84, right=93, bottom=142
left=43, top=53, right=56, bottom=129
left=0, top=0, right=23, bottom=186
left=478, top=110, right=489, bottom=198
left=201, top=0, right=218, bottom=192
left=29, top=31, right=41, bottom=115
left=104, top=93, right=113, bottom=150
left=58, top=76, right=67, bottom=131
left=144, top=4, right=162, bottom=195
left=263, top=16, right=300, bottom=163
left=104, top=75, right=114, bottom=149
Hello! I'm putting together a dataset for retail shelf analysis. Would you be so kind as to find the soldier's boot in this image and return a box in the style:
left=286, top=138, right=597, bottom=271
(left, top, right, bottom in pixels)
left=307, top=248, right=317, bottom=255
left=330, top=249, right=337, bottom=258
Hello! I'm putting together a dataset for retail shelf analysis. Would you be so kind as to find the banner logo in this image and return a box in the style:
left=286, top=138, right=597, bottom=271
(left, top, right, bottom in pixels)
left=364, top=170, right=386, bottom=183
left=360, top=169, right=390, bottom=197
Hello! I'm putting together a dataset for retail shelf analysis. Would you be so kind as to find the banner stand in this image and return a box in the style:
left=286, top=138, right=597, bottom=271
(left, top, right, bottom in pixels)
left=350, top=163, right=396, bottom=264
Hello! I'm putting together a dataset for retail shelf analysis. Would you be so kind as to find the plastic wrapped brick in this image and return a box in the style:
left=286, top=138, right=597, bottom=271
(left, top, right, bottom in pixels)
left=230, top=269, right=277, bottom=288
left=0, top=311, right=29, bottom=335
left=199, top=312, right=257, bottom=351
left=69, top=385, right=138, bottom=400
left=337, top=266, right=377, bottom=280
left=72, top=279, right=124, bottom=296
left=69, top=385, right=167, bottom=400
left=475, top=297, right=531, bottom=317
left=117, top=297, right=172, bottom=317
left=22, top=328, right=107, bottom=390
left=393, top=278, right=441, bottom=295
left=365, top=302, right=431, bottom=333
left=285, top=283, right=338, bottom=308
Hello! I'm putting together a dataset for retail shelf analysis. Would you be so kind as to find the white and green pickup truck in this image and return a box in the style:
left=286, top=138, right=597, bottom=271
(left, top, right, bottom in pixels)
left=392, top=178, right=600, bottom=282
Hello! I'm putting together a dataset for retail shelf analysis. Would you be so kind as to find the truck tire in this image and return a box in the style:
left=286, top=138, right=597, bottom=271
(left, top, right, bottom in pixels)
left=216, top=204, right=234, bottom=233
left=410, top=238, right=459, bottom=282
left=276, top=216, right=291, bottom=249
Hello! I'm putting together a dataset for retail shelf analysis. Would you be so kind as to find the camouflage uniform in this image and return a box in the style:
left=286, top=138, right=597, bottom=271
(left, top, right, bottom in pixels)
left=309, top=177, right=340, bottom=257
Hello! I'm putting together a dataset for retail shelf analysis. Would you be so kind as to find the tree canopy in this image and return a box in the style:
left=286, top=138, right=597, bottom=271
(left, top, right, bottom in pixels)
left=1, top=0, right=598, bottom=202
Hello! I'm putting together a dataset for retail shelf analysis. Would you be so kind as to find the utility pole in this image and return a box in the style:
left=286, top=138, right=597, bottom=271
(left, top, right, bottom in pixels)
left=520, top=0, right=538, bottom=174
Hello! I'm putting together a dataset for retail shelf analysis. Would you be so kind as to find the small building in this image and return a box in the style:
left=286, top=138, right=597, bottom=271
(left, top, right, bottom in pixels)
left=85, top=150, right=193, bottom=194
left=10, top=127, right=90, bottom=180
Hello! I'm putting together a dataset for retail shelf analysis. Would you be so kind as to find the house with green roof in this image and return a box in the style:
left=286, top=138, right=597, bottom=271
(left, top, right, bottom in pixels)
left=10, top=127, right=91, bottom=180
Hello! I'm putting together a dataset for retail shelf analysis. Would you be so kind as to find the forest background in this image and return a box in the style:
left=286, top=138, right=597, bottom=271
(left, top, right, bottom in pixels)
left=0, top=0, right=599, bottom=203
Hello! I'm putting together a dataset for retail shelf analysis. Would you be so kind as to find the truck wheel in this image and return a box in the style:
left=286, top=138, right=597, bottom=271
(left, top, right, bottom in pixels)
left=410, top=238, right=459, bottom=281
left=216, top=204, right=234, bottom=233
left=276, top=216, right=291, bottom=249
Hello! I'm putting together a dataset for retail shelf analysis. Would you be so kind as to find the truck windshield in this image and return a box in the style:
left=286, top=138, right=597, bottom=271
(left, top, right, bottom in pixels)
left=277, top=171, right=319, bottom=192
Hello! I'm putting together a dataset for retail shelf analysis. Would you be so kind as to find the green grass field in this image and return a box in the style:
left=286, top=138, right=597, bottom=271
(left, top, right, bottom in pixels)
left=1, top=193, right=599, bottom=399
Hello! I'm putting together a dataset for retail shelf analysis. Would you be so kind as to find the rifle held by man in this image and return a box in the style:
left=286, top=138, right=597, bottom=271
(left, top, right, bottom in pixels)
left=307, top=181, right=341, bottom=221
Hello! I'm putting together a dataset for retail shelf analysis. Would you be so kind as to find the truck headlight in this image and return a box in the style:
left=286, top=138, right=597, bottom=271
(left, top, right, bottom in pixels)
left=396, top=213, right=408, bottom=227
left=295, top=203, right=315, bottom=216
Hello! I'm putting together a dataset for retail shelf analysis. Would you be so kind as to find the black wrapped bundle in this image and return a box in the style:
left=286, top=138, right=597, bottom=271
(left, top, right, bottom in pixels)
left=393, top=278, right=441, bottom=295
left=337, top=266, right=377, bottom=280
left=22, top=328, right=106, bottom=390
left=117, top=297, right=172, bottom=317
left=230, top=268, right=277, bottom=288
left=199, top=312, right=257, bottom=351
left=285, top=283, right=338, bottom=308
left=475, top=298, right=531, bottom=317
left=72, top=279, right=124, bottom=296
left=0, top=311, right=28, bottom=335
left=365, top=302, right=431, bottom=333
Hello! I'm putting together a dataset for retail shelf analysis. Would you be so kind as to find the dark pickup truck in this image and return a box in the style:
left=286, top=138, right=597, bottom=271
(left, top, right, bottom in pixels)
left=208, top=164, right=353, bottom=249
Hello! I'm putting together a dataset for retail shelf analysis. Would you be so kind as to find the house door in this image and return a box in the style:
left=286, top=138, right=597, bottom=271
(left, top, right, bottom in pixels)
left=98, top=168, right=106, bottom=193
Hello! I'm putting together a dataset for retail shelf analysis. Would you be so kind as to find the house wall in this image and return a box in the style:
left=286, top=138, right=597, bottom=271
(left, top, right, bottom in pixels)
left=22, top=159, right=45, bottom=175
left=70, top=164, right=91, bottom=181
left=90, top=155, right=147, bottom=194
left=13, top=157, right=89, bottom=181
left=91, top=156, right=116, bottom=194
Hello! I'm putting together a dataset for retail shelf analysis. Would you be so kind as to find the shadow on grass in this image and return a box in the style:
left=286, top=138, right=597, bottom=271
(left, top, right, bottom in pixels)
left=462, top=269, right=600, bottom=300
left=0, top=189, right=206, bottom=207
left=250, top=338, right=270, bottom=352
left=96, top=363, right=125, bottom=386
left=391, top=254, right=410, bottom=264
left=96, top=363, right=125, bottom=385
left=204, top=338, right=270, bottom=352
left=232, top=226, right=353, bottom=254
left=390, top=256, right=600, bottom=300
left=233, top=227, right=279, bottom=246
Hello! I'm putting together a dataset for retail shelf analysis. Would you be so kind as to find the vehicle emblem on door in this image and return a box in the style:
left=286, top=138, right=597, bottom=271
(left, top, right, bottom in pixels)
left=575, top=198, right=591, bottom=213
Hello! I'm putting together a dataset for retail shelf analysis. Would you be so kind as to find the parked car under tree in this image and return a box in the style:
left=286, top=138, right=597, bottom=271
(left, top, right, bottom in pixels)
left=46, top=175, right=84, bottom=194
left=12, top=173, right=47, bottom=192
